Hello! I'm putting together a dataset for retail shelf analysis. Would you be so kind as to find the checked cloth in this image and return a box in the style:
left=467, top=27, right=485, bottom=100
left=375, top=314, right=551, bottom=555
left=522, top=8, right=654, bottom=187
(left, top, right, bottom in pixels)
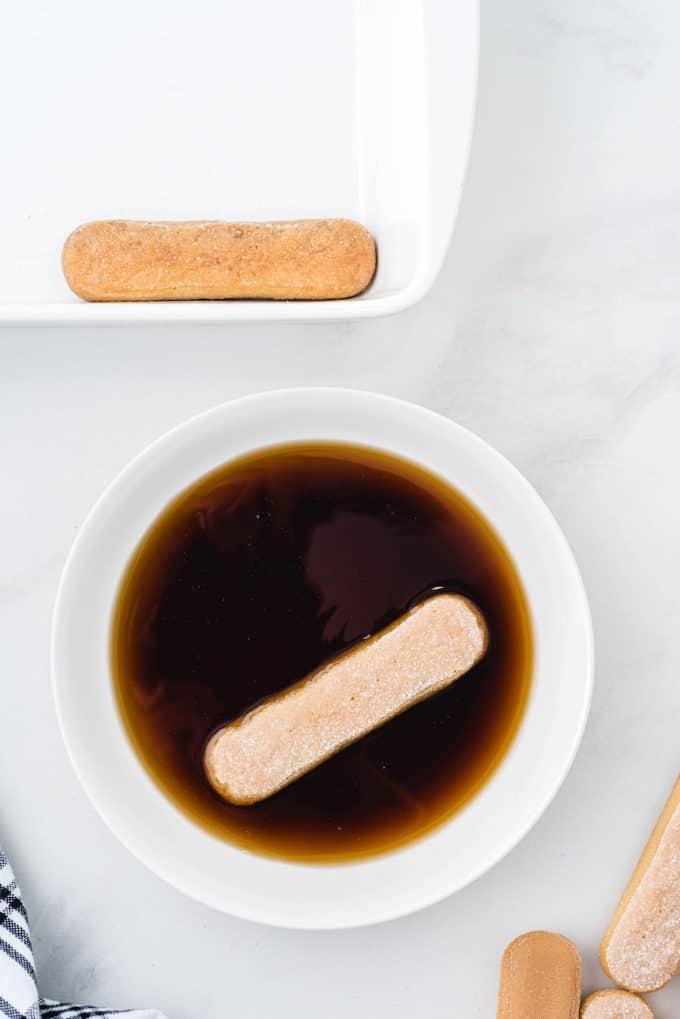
left=0, top=849, right=165, bottom=1019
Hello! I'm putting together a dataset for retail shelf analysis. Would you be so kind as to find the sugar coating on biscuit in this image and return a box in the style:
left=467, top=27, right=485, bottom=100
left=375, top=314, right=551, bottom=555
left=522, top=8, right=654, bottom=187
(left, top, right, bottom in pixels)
left=581, top=989, right=653, bottom=1019
left=205, top=593, right=487, bottom=805
left=602, top=788, right=680, bottom=991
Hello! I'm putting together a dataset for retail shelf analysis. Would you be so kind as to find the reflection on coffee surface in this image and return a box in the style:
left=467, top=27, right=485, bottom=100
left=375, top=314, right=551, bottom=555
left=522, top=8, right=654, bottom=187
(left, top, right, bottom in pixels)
left=111, top=443, right=532, bottom=862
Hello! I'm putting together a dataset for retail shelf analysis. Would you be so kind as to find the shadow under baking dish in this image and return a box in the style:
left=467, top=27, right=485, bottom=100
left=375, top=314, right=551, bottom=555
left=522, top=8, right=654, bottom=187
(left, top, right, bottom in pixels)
left=110, top=442, right=532, bottom=864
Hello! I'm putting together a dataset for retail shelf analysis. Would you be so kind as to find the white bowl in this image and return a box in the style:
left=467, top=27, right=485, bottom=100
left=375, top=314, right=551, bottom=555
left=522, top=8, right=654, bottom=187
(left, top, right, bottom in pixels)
left=52, top=389, right=593, bottom=929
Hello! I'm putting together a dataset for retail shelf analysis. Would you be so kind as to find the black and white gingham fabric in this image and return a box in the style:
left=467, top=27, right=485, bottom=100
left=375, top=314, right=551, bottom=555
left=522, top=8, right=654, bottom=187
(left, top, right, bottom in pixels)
left=0, top=849, right=165, bottom=1019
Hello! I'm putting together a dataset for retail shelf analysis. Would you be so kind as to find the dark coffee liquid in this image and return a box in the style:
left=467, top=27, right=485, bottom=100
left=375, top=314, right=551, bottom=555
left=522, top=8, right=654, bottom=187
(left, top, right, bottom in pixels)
left=111, top=443, right=532, bottom=862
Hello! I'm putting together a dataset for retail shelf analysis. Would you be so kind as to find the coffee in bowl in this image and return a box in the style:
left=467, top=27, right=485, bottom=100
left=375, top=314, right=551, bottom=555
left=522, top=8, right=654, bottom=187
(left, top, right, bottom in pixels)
left=111, top=442, right=532, bottom=863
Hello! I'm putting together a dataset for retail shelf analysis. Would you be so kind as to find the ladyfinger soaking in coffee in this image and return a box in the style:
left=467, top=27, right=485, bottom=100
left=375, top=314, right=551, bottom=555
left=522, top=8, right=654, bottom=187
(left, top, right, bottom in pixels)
left=205, top=593, right=487, bottom=805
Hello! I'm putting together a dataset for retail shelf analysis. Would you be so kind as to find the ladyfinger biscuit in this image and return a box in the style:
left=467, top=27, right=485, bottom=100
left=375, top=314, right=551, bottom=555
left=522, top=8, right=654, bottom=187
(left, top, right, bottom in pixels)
left=61, top=218, right=376, bottom=301
left=600, top=776, right=680, bottom=992
left=205, top=593, right=487, bottom=805
left=581, top=990, right=653, bottom=1019
left=497, top=931, right=581, bottom=1019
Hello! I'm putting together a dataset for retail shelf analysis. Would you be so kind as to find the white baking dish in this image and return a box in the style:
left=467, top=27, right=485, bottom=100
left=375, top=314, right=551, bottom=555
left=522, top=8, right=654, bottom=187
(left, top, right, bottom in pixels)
left=1, top=0, right=477, bottom=325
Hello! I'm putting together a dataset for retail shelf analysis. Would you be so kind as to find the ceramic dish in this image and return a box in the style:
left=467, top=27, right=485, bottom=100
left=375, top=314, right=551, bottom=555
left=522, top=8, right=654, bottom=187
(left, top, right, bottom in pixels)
left=52, top=389, right=593, bottom=928
left=1, top=0, right=477, bottom=324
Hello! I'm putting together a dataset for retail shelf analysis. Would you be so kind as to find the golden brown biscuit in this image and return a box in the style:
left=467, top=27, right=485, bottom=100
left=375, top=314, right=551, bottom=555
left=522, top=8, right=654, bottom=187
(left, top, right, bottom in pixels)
left=600, top=776, right=680, bottom=992
left=497, top=931, right=581, bottom=1019
left=580, top=989, right=653, bottom=1019
left=205, top=593, right=487, bottom=805
left=62, top=218, right=376, bottom=301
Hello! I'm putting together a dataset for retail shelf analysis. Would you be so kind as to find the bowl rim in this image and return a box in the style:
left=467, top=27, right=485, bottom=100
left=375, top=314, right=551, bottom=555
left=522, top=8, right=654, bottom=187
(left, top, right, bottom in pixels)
left=51, top=388, right=594, bottom=928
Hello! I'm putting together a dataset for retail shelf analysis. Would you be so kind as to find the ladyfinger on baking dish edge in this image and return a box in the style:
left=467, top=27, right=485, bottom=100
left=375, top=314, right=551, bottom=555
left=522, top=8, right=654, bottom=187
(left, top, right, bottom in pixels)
left=580, top=989, right=654, bottom=1019
left=61, top=218, right=376, bottom=301
left=600, top=776, right=680, bottom=993
left=497, top=930, right=581, bottom=1019
left=205, top=593, right=487, bottom=806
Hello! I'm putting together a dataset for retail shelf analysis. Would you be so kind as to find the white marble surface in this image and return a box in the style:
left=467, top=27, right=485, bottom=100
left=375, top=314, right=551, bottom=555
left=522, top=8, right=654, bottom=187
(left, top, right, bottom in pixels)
left=2, top=1, right=680, bottom=1016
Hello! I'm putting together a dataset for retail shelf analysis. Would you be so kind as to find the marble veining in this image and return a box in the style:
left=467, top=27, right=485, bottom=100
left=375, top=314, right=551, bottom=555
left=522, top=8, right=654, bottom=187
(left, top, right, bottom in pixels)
left=1, top=1, right=680, bottom=1017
